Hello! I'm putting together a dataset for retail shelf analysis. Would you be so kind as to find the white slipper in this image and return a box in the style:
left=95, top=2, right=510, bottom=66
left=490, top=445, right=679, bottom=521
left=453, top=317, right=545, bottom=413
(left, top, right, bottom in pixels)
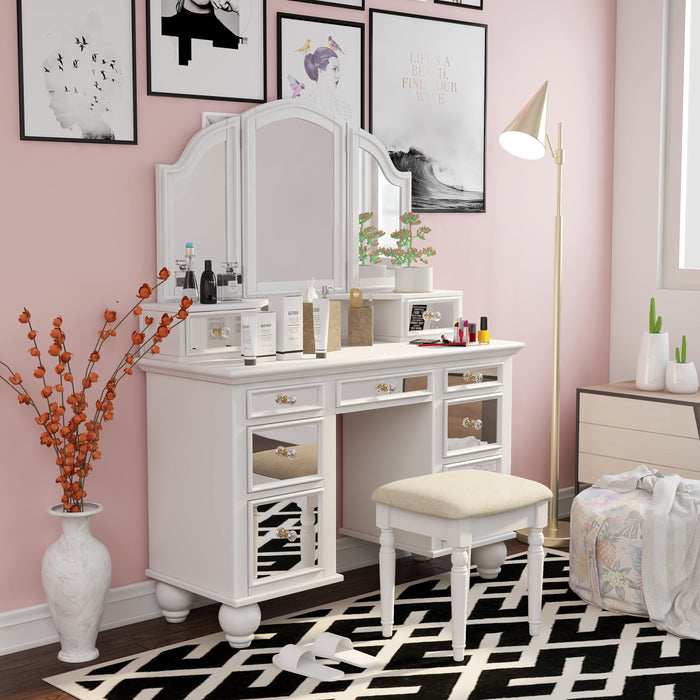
left=311, top=632, right=379, bottom=669
left=272, top=644, right=345, bottom=681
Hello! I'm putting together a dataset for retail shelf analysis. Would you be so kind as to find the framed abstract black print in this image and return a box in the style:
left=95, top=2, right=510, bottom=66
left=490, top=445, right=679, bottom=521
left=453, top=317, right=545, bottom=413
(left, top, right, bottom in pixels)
left=17, top=0, right=137, bottom=143
left=370, top=10, right=487, bottom=213
left=277, top=14, right=365, bottom=129
left=147, top=0, right=266, bottom=102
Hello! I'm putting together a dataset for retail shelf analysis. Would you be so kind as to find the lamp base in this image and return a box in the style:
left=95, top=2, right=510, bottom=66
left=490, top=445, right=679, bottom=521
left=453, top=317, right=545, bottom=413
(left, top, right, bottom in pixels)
left=515, top=520, right=570, bottom=549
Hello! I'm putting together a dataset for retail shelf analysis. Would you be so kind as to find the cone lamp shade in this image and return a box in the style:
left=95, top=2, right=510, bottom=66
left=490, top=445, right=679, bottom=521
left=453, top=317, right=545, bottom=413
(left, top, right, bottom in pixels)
left=499, top=81, right=549, bottom=160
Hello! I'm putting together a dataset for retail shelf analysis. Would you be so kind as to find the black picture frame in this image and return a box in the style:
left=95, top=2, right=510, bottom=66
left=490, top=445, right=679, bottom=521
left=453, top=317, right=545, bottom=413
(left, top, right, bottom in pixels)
left=370, top=9, right=487, bottom=213
left=17, top=0, right=137, bottom=144
left=288, top=0, right=365, bottom=9
left=277, top=13, right=365, bottom=129
left=434, top=0, right=484, bottom=10
left=146, top=0, right=267, bottom=102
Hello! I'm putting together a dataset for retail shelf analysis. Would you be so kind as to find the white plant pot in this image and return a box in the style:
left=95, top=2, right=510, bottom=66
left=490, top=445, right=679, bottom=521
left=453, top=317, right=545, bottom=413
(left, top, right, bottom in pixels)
left=665, top=361, right=699, bottom=393
left=394, top=266, right=433, bottom=293
left=635, top=331, right=669, bottom=391
left=41, top=503, right=112, bottom=663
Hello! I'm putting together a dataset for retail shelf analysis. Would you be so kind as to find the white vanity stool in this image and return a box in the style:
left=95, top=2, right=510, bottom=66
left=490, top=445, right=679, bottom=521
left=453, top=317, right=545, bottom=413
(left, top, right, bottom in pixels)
left=372, top=470, right=552, bottom=662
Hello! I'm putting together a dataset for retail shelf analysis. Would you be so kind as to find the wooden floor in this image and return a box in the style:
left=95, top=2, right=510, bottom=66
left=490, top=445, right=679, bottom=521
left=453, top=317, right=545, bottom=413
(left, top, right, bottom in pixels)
left=0, top=540, right=532, bottom=700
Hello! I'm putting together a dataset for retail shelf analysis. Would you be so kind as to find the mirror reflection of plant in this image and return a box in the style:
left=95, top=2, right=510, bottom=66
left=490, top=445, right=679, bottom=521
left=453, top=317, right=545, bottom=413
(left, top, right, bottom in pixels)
left=0, top=270, right=192, bottom=512
left=381, top=212, right=436, bottom=268
left=358, top=211, right=386, bottom=266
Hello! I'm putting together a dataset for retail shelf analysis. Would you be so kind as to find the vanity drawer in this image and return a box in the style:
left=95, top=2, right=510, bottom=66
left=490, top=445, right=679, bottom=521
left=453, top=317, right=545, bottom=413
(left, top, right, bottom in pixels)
left=444, top=364, right=503, bottom=394
left=444, top=393, right=502, bottom=458
left=248, top=418, right=323, bottom=492
left=336, top=371, right=432, bottom=408
left=247, top=384, right=324, bottom=419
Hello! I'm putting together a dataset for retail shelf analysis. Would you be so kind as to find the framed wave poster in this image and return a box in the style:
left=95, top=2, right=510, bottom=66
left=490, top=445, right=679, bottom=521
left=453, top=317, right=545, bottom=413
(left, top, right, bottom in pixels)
left=17, top=0, right=137, bottom=143
left=370, top=10, right=487, bottom=213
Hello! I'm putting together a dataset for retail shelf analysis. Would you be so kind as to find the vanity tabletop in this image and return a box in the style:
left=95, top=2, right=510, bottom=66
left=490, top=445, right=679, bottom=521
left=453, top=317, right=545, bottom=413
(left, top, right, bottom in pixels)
left=138, top=339, right=525, bottom=384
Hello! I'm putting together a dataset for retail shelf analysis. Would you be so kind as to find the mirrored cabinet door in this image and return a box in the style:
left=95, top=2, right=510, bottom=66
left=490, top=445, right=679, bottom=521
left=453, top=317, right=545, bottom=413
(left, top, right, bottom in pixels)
left=444, top=395, right=501, bottom=458
left=248, top=418, right=323, bottom=490
left=250, top=492, right=321, bottom=584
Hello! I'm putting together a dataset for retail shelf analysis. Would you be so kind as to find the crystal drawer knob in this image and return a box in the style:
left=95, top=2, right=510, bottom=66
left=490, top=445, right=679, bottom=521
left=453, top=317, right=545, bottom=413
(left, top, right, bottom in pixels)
left=423, top=310, right=441, bottom=322
left=462, top=372, right=484, bottom=384
left=277, top=528, right=298, bottom=542
left=376, top=383, right=397, bottom=394
left=275, top=446, right=297, bottom=460
left=462, top=417, right=483, bottom=431
left=210, top=326, right=231, bottom=339
left=275, top=394, right=297, bottom=405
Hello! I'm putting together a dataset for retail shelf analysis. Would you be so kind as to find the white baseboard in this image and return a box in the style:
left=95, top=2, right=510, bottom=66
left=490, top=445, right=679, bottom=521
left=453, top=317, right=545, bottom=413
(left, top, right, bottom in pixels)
left=1, top=490, right=577, bottom=657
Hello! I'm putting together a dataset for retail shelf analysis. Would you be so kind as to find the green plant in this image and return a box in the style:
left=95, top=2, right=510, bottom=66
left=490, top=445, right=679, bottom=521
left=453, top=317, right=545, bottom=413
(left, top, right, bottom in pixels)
left=648, top=297, right=663, bottom=333
left=675, top=334, right=688, bottom=363
left=381, top=212, right=436, bottom=268
left=357, top=211, right=386, bottom=266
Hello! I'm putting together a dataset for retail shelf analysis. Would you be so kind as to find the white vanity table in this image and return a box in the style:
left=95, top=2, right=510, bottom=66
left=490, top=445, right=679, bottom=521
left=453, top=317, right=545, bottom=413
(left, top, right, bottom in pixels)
left=140, top=99, right=525, bottom=646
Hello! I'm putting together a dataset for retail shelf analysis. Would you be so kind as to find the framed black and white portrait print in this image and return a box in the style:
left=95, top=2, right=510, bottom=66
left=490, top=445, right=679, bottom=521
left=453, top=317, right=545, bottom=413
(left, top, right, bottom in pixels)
left=434, top=0, right=484, bottom=9
left=277, top=14, right=364, bottom=129
left=17, top=0, right=137, bottom=143
left=147, top=0, right=266, bottom=102
left=370, top=10, right=487, bottom=213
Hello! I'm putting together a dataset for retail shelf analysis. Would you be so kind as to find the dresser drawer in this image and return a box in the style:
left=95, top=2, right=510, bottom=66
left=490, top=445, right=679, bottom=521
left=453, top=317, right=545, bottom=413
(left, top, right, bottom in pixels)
left=579, top=392, right=699, bottom=438
left=247, top=384, right=324, bottom=419
left=336, top=371, right=432, bottom=408
left=445, top=364, right=503, bottom=394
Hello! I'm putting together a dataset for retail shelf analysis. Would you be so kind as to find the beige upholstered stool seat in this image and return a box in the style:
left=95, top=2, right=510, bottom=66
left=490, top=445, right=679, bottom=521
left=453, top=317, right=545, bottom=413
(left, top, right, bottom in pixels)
left=372, top=470, right=552, bottom=662
left=372, top=470, right=553, bottom=519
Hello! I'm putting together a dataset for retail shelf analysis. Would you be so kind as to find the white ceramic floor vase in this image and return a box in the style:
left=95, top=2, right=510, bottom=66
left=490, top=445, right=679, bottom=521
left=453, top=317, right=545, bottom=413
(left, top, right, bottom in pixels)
left=41, top=503, right=112, bottom=663
left=394, top=266, right=433, bottom=293
left=635, top=331, right=669, bottom=391
left=665, top=361, right=699, bottom=393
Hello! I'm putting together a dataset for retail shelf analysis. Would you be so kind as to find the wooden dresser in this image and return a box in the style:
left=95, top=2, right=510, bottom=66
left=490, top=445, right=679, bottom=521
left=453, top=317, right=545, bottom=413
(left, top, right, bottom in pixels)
left=577, top=381, right=700, bottom=485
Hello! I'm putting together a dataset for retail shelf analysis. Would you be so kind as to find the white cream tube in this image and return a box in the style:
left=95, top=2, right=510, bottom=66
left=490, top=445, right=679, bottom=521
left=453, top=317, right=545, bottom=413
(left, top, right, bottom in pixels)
left=312, top=298, right=330, bottom=359
left=240, top=312, right=259, bottom=365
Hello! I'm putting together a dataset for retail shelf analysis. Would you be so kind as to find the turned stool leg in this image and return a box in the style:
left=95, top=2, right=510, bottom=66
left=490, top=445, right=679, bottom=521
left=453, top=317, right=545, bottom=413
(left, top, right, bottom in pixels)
left=379, top=527, right=396, bottom=638
left=450, top=546, right=470, bottom=662
left=527, top=526, right=545, bottom=635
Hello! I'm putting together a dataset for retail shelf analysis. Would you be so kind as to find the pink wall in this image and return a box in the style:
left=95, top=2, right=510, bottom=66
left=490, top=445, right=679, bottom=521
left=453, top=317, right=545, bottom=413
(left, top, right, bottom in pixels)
left=0, top=0, right=615, bottom=612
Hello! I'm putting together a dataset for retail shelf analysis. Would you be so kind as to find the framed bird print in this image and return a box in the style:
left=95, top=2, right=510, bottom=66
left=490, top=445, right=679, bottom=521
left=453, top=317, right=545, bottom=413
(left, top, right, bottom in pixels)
left=16, top=0, right=137, bottom=143
left=277, top=14, right=365, bottom=130
left=370, top=10, right=487, bottom=213
left=147, top=0, right=266, bottom=102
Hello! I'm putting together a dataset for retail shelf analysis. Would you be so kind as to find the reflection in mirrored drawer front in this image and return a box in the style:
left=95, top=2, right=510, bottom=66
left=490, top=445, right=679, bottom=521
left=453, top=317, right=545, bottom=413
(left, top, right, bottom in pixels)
left=444, top=395, right=501, bottom=457
left=247, top=384, right=324, bottom=419
left=337, top=372, right=432, bottom=408
left=445, top=364, right=502, bottom=393
left=443, top=455, right=502, bottom=473
left=250, top=489, right=322, bottom=586
left=248, top=418, right=322, bottom=491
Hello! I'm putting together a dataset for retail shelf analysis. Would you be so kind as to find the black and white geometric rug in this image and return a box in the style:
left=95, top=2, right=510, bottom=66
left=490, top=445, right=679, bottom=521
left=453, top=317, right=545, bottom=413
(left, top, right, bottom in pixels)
left=45, top=550, right=700, bottom=700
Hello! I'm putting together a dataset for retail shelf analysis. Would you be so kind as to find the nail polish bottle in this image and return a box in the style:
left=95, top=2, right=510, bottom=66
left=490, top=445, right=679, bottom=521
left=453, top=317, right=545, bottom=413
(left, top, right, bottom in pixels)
left=469, top=323, right=477, bottom=344
left=478, top=316, right=490, bottom=344
left=200, top=260, right=217, bottom=304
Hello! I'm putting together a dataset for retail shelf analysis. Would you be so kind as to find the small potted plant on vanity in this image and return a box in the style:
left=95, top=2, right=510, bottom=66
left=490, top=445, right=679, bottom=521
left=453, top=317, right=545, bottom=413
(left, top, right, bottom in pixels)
left=665, top=335, right=699, bottom=393
left=382, top=212, right=436, bottom=293
left=357, top=211, right=388, bottom=284
left=635, top=297, right=669, bottom=391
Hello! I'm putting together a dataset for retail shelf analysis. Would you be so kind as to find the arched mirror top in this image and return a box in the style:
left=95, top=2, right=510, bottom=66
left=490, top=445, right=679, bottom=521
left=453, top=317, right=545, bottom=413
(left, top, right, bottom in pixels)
left=156, top=99, right=410, bottom=303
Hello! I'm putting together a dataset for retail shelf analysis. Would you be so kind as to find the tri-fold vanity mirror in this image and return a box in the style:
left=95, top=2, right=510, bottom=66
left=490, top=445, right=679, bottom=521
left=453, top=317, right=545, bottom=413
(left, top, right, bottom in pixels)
left=156, top=99, right=411, bottom=303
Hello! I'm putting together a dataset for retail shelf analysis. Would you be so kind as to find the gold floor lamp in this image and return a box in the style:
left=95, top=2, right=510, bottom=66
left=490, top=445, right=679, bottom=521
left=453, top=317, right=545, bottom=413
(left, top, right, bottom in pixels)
left=499, top=81, right=570, bottom=548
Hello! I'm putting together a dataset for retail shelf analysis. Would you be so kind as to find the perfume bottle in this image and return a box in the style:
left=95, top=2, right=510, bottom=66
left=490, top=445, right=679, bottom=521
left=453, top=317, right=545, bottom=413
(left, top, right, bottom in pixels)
left=218, top=261, right=240, bottom=301
left=182, top=242, right=198, bottom=302
left=200, top=259, right=217, bottom=304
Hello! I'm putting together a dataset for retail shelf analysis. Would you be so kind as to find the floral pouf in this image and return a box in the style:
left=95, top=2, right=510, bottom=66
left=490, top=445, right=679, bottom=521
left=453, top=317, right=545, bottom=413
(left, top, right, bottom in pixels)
left=569, top=486, right=649, bottom=617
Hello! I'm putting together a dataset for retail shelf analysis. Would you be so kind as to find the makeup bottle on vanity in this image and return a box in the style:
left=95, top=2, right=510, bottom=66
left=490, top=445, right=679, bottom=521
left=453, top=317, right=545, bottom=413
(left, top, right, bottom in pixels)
left=200, top=260, right=217, bottom=304
left=478, top=316, right=490, bottom=344
left=182, top=242, right=198, bottom=302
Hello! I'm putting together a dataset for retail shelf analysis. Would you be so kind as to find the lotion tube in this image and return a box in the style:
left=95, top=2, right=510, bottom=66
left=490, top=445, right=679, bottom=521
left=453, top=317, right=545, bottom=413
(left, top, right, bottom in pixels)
left=313, top=297, right=330, bottom=359
left=240, top=312, right=259, bottom=365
